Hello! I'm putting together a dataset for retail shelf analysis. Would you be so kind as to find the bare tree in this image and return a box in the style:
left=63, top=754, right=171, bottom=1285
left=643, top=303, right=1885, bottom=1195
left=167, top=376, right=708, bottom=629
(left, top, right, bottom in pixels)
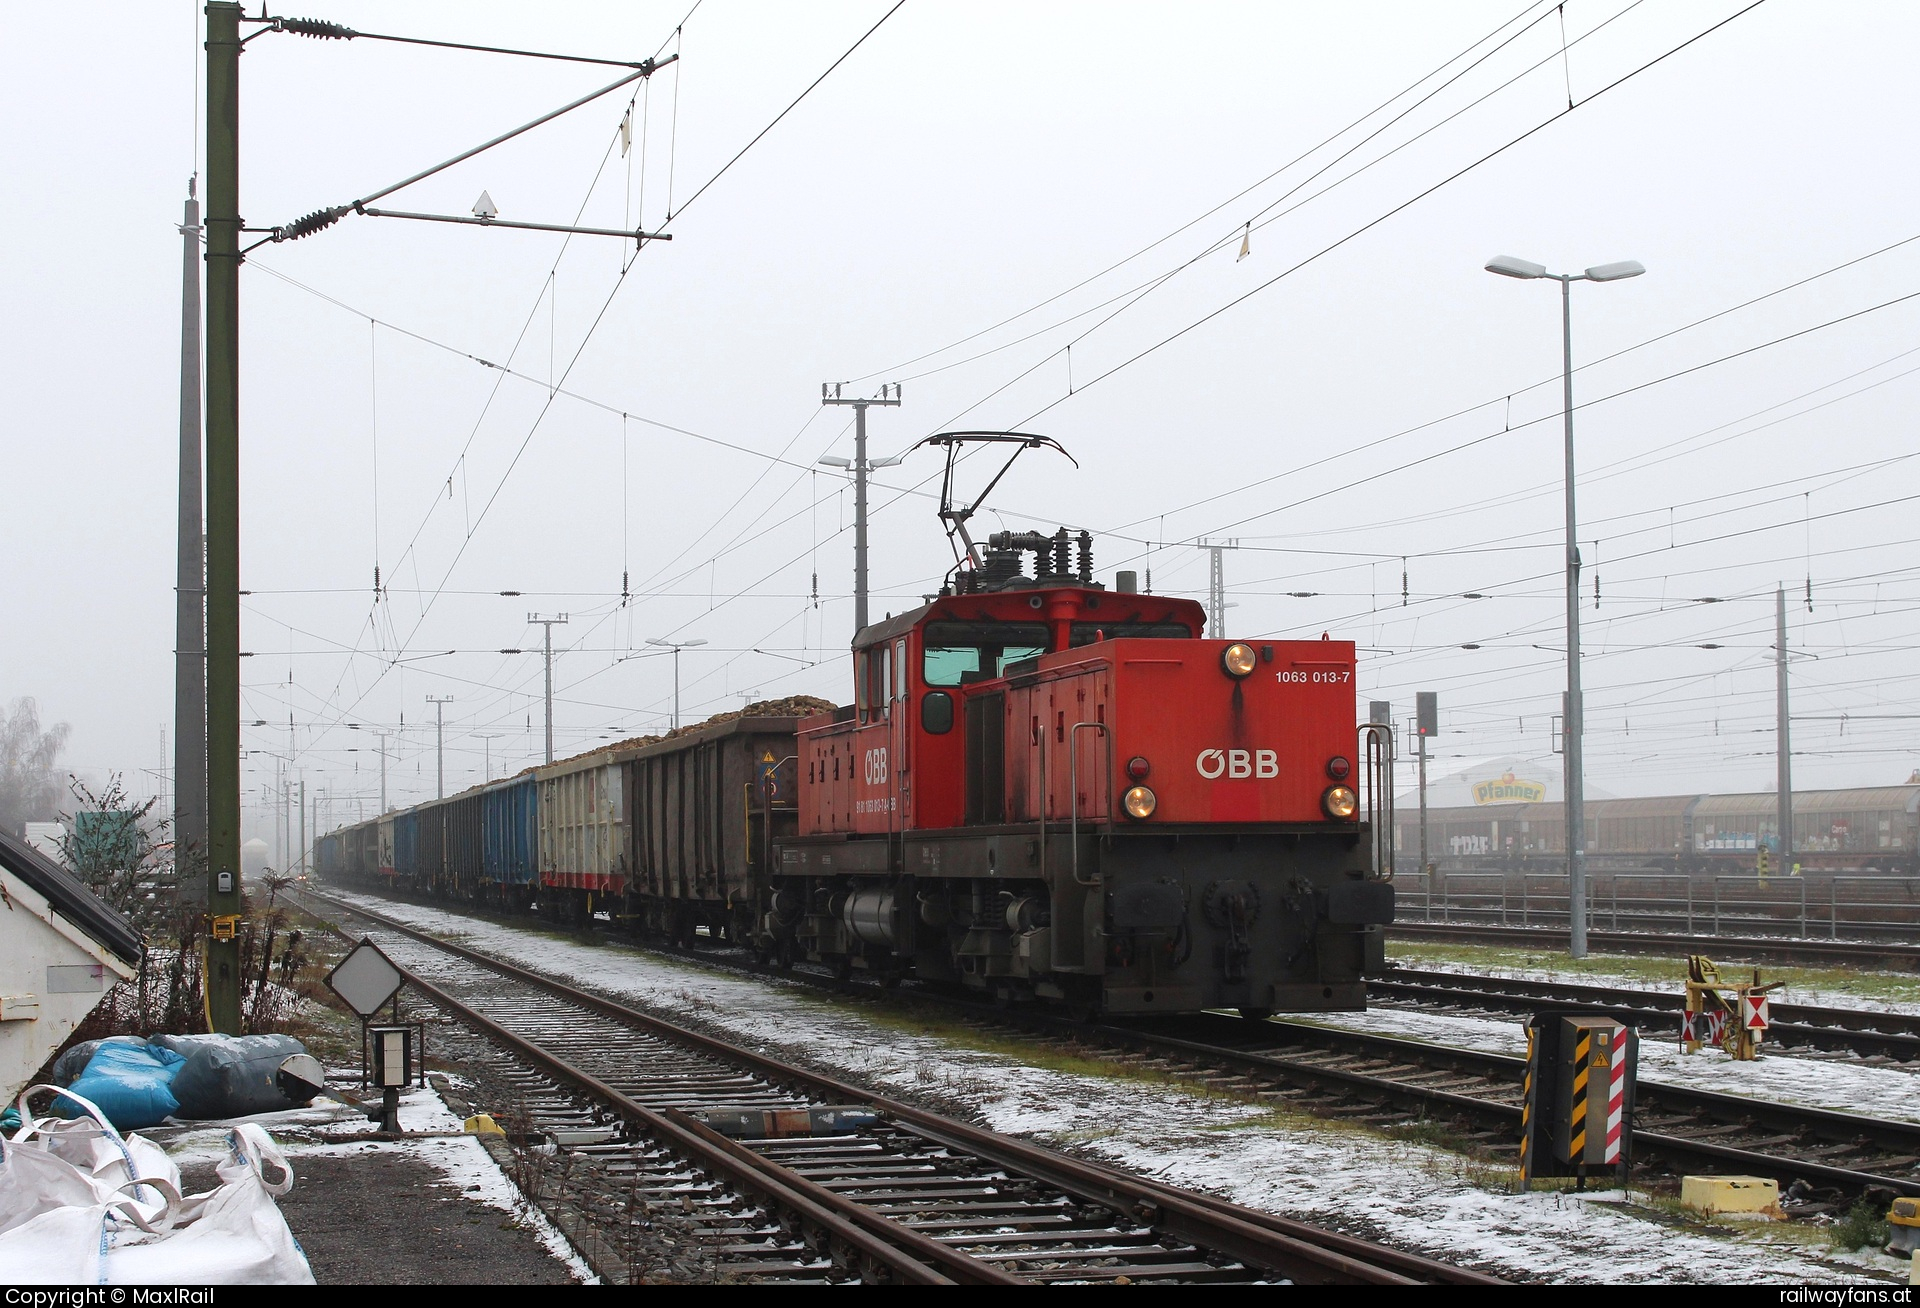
left=0, top=698, right=70, bottom=836
left=57, top=775, right=171, bottom=931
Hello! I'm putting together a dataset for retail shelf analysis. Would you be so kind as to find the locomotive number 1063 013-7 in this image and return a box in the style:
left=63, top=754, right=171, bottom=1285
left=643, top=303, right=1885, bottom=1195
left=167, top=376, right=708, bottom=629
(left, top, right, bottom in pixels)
left=1275, top=669, right=1350, bottom=684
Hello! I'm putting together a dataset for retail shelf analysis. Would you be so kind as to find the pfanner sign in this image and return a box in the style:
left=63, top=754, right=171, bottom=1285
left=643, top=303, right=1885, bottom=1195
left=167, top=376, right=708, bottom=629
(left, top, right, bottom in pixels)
left=1472, top=772, right=1547, bottom=805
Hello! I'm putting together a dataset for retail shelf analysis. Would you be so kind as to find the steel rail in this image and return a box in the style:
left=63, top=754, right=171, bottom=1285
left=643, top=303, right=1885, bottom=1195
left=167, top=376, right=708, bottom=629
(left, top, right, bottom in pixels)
left=1371, top=968, right=1920, bottom=1061
left=1390, top=921, right=1920, bottom=970
left=308, top=884, right=1920, bottom=1209
left=395, top=959, right=1001, bottom=1285
left=299, top=888, right=1494, bottom=1285
left=1090, top=1013, right=1920, bottom=1198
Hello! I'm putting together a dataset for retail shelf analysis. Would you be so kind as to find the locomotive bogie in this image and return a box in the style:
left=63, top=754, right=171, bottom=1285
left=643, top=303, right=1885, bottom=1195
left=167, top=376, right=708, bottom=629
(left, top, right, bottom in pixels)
left=768, top=823, right=1389, bottom=1012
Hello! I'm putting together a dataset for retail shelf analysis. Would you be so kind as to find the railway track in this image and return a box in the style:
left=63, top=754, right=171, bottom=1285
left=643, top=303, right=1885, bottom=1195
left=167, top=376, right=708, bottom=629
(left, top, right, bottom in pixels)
left=1390, top=920, right=1920, bottom=971
left=1079, top=1012, right=1920, bottom=1201
left=1370, top=968, right=1920, bottom=1063
left=309, top=885, right=1920, bottom=1207
left=296, top=888, right=1495, bottom=1286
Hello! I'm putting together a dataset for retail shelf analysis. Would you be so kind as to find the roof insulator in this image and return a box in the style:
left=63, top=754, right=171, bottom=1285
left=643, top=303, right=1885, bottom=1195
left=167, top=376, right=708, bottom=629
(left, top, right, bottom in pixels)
left=277, top=17, right=356, bottom=39
left=274, top=206, right=349, bottom=242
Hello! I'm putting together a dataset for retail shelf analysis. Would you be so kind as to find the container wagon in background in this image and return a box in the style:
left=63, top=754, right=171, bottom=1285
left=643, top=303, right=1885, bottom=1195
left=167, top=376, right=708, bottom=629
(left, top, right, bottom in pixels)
left=1400, top=786, right=1920, bottom=875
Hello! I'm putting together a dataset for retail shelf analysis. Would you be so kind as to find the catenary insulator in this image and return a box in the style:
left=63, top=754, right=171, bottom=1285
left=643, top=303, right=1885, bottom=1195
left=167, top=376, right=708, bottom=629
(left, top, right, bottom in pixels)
left=277, top=17, right=356, bottom=39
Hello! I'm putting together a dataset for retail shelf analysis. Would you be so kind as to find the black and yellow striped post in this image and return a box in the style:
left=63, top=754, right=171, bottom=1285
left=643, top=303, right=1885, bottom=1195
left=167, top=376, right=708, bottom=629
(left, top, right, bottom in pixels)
left=1521, top=1012, right=1638, bottom=1190
left=1519, top=1026, right=1538, bottom=1186
left=1567, top=1027, right=1593, bottom=1162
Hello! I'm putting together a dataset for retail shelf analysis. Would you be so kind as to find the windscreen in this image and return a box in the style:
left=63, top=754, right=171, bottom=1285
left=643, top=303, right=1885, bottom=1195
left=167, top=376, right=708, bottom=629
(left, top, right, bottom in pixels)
left=922, top=621, right=1049, bottom=686
left=1068, top=621, right=1193, bottom=646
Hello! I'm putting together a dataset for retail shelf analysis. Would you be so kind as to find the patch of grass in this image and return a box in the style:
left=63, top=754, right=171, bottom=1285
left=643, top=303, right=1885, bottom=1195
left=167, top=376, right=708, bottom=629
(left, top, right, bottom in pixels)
left=849, top=1003, right=1171, bottom=1084
left=1832, top=1199, right=1892, bottom=1253
left=1198, top=1104, right=1363, bottom=1135
left=1383, top=1118, right=1476, bottom=1152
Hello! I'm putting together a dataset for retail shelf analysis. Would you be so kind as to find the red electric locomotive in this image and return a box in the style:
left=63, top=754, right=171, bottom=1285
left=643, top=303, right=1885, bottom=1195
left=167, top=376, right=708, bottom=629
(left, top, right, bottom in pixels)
left=765, top=434, right=1395, bottom=1017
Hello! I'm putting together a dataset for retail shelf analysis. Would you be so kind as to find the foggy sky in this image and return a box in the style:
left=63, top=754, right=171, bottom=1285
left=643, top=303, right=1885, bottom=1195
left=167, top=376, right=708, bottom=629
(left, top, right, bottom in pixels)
left=4, top=1, right=1918, bottom=846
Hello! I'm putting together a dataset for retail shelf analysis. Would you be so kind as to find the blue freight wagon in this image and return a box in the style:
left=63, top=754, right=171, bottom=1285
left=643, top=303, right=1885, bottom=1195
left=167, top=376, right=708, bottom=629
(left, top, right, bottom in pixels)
left=315, top=832, right=341, bottom=880
left=447, top=790, right=484, bottom=898
left=483, top=776, right=538, bottom=909
left=393, top=810, right=421, bottom=888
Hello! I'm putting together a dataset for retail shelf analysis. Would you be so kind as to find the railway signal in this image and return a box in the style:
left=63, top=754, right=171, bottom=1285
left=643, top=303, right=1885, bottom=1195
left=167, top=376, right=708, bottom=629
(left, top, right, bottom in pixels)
left=1415, top=692, right=1436, bottom=883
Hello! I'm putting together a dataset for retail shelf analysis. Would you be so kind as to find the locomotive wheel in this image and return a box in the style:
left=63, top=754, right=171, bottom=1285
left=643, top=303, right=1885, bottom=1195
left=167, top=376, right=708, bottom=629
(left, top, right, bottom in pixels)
left=773, top=939, right=795, bottom=971
left=832, top=958, right=854, bottom=982
left=1237, top=1007, right=1273, bottom=1021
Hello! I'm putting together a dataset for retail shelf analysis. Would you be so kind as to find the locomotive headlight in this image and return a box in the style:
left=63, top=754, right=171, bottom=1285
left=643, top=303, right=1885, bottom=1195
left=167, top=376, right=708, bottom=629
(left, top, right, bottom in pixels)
left=1123, top=785, right=1158, bottom=820
left=1221, top=643, right=1257, bottom=678
left=1321, top=785, right=1358, bottom=820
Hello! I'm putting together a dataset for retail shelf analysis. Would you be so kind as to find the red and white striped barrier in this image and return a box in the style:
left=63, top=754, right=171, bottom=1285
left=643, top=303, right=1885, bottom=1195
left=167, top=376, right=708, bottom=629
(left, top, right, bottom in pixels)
left=1604, top=1039, right=1627, bottom=1163
left=1680, top=1009, right=1728, bottom=1046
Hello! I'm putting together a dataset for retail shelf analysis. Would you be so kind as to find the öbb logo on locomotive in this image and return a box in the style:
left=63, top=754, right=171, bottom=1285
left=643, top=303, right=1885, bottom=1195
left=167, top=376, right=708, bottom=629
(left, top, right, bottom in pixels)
left=313, top=434, right=1394, bottom=1021
left=1195, top=748, right=1281, bottom=779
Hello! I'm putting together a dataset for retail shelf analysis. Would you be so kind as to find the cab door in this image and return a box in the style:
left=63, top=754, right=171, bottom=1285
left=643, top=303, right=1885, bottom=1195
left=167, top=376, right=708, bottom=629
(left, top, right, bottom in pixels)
left=890, top=637, right=911, bottom=831
left=852, top=643, right=895, bottom=835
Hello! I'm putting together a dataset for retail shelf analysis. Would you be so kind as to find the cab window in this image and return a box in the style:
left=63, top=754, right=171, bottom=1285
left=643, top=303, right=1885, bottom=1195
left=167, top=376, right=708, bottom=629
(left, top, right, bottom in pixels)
left=1069, top=621, right=1193, bottom=646
left=861, top=644, right=890, bottom=722
left=922, top=621, right=1049, bottom=686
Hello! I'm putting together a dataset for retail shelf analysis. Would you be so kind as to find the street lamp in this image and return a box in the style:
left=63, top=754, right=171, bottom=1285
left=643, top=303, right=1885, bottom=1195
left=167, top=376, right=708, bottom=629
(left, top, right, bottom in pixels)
left=820, top=382, right=904, bottom=636
left=646, top=638, right=709, bottom=729
left=1485, top=253, right=1644, bottom=960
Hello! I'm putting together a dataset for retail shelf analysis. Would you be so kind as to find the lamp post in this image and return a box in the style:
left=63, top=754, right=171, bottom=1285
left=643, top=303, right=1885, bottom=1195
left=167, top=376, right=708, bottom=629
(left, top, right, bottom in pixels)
left=1485, top=253, right=1645, bottom=960
left=646, top=638, right=708, bottom=729
left=820, top=382, right=903, bottom=637
left=427, top=695, right=454, bottom=799
left=526, top=614, right=569, bottom=763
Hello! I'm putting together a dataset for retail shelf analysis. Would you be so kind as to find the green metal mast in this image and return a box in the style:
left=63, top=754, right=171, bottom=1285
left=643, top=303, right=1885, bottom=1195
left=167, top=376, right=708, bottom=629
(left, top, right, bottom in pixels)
left=203, top=1, right=243, bottom=1033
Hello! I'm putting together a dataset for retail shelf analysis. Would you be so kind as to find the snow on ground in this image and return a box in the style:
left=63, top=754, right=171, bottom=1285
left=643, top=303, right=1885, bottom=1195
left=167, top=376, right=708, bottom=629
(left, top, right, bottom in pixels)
left=324, top=889, right=1892, bottom=1284
left=1295, top=1004, right=1920, bottom=1124
left=150, top=1082, right=594, bottom=1281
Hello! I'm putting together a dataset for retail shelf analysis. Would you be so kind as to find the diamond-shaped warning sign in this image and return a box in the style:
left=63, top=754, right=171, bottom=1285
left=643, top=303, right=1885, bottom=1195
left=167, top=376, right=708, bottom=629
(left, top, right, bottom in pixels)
left=326, top=937, right=405, bottom=1018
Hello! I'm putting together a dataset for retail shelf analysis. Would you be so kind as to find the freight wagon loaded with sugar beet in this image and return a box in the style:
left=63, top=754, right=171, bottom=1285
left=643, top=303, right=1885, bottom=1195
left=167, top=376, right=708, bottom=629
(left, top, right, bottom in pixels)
left=316, top=432, right=1397, bottom=1017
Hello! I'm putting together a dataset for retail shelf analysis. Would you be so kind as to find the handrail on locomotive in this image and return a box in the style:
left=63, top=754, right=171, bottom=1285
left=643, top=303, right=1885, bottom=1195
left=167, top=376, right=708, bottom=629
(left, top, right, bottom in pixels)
left=1361, top=720, right=1395, bottom=882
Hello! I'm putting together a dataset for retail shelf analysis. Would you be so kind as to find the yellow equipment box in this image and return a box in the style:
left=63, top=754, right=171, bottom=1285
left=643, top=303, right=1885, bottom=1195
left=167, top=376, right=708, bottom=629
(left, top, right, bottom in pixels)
left=1680, top=1175, right=1780, bottom=1215
left=1889, top=1197, right=1920, bottom=1257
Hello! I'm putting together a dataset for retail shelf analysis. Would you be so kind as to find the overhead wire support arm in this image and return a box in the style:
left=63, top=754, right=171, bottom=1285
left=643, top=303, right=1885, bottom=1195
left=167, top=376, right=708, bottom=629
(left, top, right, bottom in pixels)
left=250, top=57, right=677, bottom=252
left=254, top=14, right=669, bottom=69
left=356, top=207, right=671, bottom=246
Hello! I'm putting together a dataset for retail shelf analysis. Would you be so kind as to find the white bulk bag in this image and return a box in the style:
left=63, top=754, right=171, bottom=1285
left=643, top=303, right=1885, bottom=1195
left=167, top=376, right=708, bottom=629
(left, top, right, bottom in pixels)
left=0, top=1086, right=313, bottom=1284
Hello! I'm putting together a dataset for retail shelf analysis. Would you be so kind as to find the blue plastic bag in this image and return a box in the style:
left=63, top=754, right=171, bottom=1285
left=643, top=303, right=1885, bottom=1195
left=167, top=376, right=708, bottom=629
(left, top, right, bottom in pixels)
left=61, top=1041, right=187, bottom=1130
left=50, top=1035, right=147, bottom=1087
left=153, top=1034, right=310, bottom=1119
